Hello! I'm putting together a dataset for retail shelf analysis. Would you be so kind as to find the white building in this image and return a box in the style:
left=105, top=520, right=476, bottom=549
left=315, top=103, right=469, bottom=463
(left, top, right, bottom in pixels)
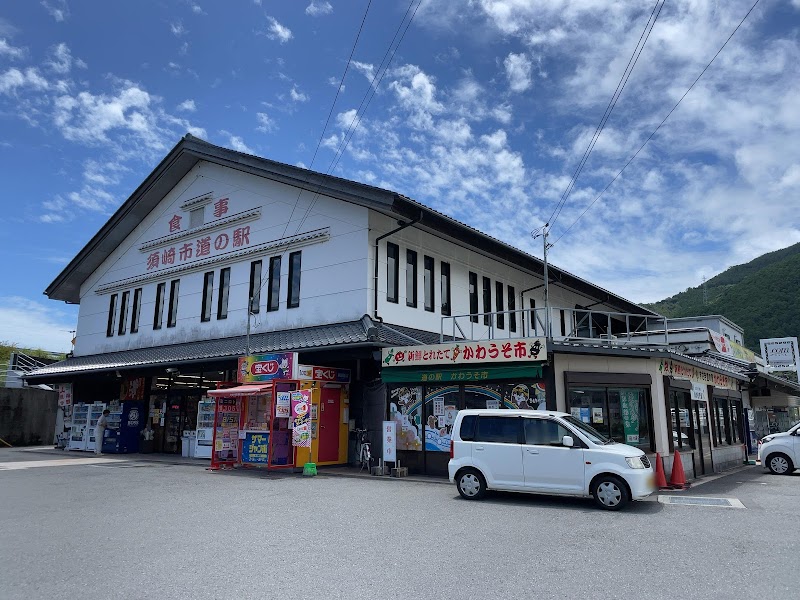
left=29, top=135, right=790, bottom=477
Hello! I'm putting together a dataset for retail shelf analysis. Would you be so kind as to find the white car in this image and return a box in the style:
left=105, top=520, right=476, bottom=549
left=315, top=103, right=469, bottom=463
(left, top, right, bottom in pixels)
left=758, top=421, right=800, bottom=475
left=448, top=409, right=655, bottom=510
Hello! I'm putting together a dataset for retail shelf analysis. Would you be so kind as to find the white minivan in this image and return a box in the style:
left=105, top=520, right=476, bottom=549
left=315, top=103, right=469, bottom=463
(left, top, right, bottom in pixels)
left=758, top=421, right=800, bottom=475
left=448, top=409, right=656, bottom=510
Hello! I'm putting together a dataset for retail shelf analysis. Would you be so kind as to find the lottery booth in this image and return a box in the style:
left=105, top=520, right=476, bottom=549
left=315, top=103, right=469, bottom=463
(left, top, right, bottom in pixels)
left=206, top=353, right=351, bottom=471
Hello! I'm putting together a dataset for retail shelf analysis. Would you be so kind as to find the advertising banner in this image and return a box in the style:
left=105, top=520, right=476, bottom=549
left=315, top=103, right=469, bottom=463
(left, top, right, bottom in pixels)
left=238, top=353, right=295, bottom=383
left=619, top=389, right=640, bottom=444
left=241, top=432, right=269, bottom=464
left=658, top=359, right=738, bottom=390
left=383, top=421, right=396, bottom=463
left=296, top=364, right=351, bottom=383
left=57, top=383, right=73, bottom=408
left=291, top=390, right=312, bottom=448
left=382, top=338, right=546, bottom=368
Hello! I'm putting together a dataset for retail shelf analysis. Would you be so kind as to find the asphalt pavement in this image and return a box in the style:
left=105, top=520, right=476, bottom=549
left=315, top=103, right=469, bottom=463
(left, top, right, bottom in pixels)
left=0, top=447, right=796, bottom=600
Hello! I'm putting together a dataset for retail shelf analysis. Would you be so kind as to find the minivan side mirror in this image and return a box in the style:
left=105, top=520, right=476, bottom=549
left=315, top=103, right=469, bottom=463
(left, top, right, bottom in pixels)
left=562, top=435, right=574, bottom=448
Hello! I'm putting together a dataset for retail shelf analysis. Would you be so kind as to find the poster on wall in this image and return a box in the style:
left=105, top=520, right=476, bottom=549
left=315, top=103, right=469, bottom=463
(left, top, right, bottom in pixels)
left=592, top=407, right=604, bottom=424
left=433, top=397, right=445, bottom=417
left=619, top=389, right=640, bottom=444
left=275, top=392, right=291, bottom=418
left=121, top=377, right=145, bottom=401
left=389, top=387, right=422, bottom=451
left=504, top=383, right=546, bottom=410
left=291, top=390, right=312, bottom=448
left=571, top=407, right=582, bottom=420
left=424, top=389, right=458, bottom=452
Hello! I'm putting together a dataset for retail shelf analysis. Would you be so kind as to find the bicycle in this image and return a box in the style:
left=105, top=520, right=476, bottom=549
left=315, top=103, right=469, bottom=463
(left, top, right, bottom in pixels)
left=355, top=428, right=371, bottom=472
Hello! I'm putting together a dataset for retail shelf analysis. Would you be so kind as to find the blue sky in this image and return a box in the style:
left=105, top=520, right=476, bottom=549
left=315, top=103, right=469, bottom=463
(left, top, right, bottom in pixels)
left=1, top=0, right=799, bottom=352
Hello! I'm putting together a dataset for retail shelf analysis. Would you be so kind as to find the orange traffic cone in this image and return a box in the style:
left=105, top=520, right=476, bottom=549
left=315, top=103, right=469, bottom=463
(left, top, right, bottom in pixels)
left=654, top=453, right=668, bottom=489
left=669, top=450, right=688, bottom=490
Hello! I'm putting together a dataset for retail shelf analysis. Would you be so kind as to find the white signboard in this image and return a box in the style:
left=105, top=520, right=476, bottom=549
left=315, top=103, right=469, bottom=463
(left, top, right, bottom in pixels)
left=383, top=421, right=397, bottom=463
left=382, top=338, right=546, bottom=368
left=690, top=383, right=708, bottom=402
left=760, top=337, right=799, bottom=370
left=57, top=383, right=73, bottom=408
left=275, top=392, right=291, bottom=418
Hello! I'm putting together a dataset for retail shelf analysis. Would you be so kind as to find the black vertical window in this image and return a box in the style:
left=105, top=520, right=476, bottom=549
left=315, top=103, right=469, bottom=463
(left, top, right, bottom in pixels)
left=267, top=256, right=282, bottom=312
left=154, top=283, right=166, bottom=330
left=387, top=243, right=399, bottom=304
left=406, top=250, right=418, bottom=308
left=529, top=298, right=536, bottom=335
left=469, top=272, right=478, bottom=323
left=201, top=272, right=214, bottom=322
left=118, top=291, right=129, bottom=335
left=287, top=251, right=302, bottom=308
left=249, top=260, right=262, bottom=314
left=495, top=282, right=504, bottom=330
left=167, top=279, right=180, bottom=328
left=482, top=276, right=491, bottom=326
left=131, top=288, right=142, bottom=333
left=508, top=285, right=516, bottom=333
left=106, top=294, right=118, bottom=337
left=560, top=309, right=567, bottom=336
left=441, top=262, right=451, bottom=316
left=217, top=268, right=230, bottom=320
left=423, top=256, right=434, bottom=312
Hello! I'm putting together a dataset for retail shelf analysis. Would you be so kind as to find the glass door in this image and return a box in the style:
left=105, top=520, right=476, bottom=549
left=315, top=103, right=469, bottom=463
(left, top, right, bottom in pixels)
left=423, top=385, right=459, bottom=476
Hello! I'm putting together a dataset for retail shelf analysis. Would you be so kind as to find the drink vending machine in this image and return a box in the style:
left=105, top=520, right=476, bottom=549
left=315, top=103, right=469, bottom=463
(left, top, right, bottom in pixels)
left=194, top=398, right=215, bottom=459
left=102, top=402, right=146, bottom=453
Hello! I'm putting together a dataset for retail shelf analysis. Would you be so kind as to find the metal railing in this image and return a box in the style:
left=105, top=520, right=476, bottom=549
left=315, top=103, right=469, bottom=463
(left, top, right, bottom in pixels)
left=1, top=352, right=57, bottom=388
left=441, top=307, right=669, bottom=346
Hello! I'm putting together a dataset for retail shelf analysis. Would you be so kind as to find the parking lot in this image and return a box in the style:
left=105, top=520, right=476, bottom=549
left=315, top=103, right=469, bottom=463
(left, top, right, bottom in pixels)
left=1, top=448, right=796, bottom=600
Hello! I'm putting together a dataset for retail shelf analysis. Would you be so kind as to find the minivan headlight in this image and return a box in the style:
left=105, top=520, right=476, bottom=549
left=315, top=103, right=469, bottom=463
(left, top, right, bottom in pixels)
left=625, top=456, right=646, bottom=469
left=761, top=435, right=775, bottom=444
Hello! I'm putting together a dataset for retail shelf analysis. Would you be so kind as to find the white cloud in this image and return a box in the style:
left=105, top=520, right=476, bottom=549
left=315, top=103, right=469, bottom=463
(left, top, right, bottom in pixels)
left=41, top=0, right=69, bottom=23
left=46, top=42, right=84, bottom=74
left=191, top=3, right=206, bottom=15
left=222, top=131, right=254, bottom=154
left=306, top=1, right=333, bottom=17
left=0, top=67, right=49, bottom=95
left=170, top=21, right=187, bottom=36
left=176, top=99, right=196, bottom=112
left=290, top=85, right=309, bottom=102
left=0, top=297, right=76, bottom=353
left=256, top=112, right=276, bottom=133
left=179, top=42, right=189, bottom=56
left=504, top=52, right=532, bottom=92
left=266, top=16, right=293, bottom=44
left=0, top=38, right=25, bottom=59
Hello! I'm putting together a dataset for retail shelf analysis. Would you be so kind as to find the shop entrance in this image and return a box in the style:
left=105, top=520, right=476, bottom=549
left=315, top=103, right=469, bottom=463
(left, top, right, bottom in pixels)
left=160, top=391, right=200, bottom=454
left=318, top=386, right=340, bottom=463
left=692, top=400, right=713, bottom=476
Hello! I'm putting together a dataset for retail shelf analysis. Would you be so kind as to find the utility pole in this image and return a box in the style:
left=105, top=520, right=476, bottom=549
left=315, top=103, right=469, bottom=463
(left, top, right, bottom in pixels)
left=532, top=224, right=553, bottom=339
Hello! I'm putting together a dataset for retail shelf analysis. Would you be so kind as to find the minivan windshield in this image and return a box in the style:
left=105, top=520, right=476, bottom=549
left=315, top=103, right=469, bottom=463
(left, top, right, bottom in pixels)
left=563, top=415, right=612, bottom=445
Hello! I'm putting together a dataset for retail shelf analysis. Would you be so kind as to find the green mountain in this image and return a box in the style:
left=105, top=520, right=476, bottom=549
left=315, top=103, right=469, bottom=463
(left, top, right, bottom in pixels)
left=644, top=242, right=800, bottom=352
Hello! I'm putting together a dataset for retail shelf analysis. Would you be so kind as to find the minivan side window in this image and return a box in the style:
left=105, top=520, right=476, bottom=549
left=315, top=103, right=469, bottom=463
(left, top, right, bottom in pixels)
left=474, top=416, right=521, bottom=444
left=459, top=415, right=477, bottom=441
left=525, top=419, right=572, bottom=446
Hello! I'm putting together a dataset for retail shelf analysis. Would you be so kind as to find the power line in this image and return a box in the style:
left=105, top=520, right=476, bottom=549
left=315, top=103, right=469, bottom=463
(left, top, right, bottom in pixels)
left=547, top=0, right=666, bottom=232
left=292, top=0, right=424, bottom=236
left=551, top=0, right=763, bottom=248
left=280, top=0, right=374, bottom=239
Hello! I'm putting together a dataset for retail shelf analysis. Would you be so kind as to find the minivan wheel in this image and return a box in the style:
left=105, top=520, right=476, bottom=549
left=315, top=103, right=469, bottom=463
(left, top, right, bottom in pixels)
left=456, top=469, right=486, bottom=500
left=767, top=453, right=794, bottom=475
left=591, top=475, right=630, bottom=510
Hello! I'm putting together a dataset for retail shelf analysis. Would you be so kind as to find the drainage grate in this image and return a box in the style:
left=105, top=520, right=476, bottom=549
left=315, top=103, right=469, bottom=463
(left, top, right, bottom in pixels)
left=658, top=495, right=745, bottom=508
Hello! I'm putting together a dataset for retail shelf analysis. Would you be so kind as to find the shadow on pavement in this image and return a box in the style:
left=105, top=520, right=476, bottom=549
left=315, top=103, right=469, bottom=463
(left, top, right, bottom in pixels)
left=449, top=489, right=664, bottom=514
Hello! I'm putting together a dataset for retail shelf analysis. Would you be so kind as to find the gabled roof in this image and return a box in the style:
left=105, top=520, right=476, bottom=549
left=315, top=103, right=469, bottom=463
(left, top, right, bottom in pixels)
left=45, top=134, right=656, bottom=316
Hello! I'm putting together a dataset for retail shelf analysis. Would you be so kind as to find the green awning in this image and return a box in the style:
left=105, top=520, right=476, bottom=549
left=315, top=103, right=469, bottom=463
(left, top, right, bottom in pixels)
left=381, top=363, right=544, bottom=384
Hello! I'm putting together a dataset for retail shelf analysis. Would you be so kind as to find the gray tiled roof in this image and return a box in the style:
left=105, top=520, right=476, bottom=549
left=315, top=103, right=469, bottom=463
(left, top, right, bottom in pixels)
left=25, top=316, right=441, bottom=379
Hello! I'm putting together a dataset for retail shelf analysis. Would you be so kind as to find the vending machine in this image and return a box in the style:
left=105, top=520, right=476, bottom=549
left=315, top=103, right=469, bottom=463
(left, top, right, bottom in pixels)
left=194, top=398, right=215, bottom=459
left=102, top=402, right=145, bottom=453
left=85, top=403, right=107, bottom=452
left=68, top=403, right=89, bottom=450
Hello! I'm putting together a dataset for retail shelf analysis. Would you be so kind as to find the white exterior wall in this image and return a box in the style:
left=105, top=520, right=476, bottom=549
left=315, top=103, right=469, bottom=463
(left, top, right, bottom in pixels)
left=552, top=353, right=669, bottom=453
left=368, top=212, right=621, bottom=340
left=74, top=161, right=369, bottom=356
